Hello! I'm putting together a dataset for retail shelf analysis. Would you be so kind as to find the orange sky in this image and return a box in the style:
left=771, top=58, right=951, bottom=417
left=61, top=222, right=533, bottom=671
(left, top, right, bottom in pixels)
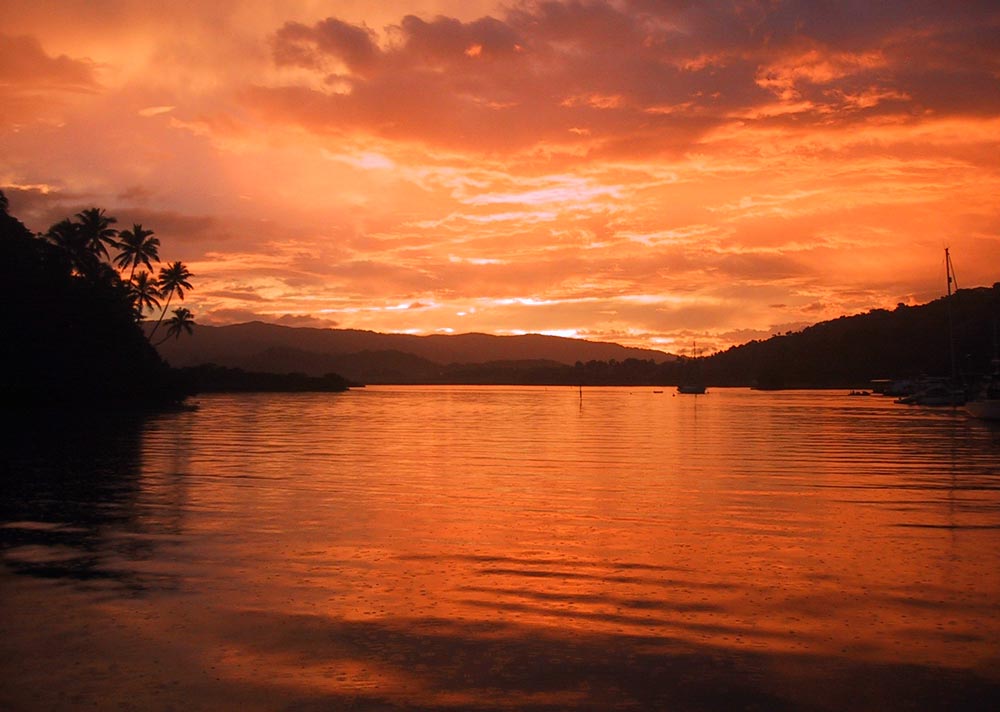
left=2, top=1, right=998, bottom=353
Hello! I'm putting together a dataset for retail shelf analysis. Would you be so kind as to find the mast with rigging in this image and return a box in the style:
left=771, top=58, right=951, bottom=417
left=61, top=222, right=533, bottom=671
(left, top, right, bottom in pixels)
left=946, top=247, right=957, bottom=383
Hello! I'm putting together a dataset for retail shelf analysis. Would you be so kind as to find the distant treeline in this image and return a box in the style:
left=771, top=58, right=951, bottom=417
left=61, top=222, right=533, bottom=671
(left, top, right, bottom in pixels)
left=699, top=286, right=998, bottom=389
left=178, top=364, right=353, bottom=393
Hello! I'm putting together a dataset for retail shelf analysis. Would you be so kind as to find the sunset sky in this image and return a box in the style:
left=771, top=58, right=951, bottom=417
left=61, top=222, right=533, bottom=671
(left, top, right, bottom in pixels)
left=2, top=1, right=998, bottom=354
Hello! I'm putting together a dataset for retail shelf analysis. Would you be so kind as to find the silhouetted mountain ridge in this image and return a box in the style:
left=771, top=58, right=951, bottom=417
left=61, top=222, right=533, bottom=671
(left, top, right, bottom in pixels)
left=154, top=321, right=674, bottom=380
left=154, top=285, right=998, bottom=387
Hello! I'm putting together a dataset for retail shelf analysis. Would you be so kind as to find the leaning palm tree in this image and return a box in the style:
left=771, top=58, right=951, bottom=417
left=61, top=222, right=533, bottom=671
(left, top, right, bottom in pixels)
left=156, top=307, right=196, bottom=345
left=73, top=207, right=119, bottom=261
left=115, top=224, right=160, bottom=280
left=149, top=260, right=193, bottom=339
left=128, top=270, right=162, bottom=321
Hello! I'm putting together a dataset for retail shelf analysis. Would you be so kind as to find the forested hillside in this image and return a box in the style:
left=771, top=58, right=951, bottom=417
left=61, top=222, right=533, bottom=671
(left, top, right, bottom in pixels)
left=698, top=286, right=998, bottom=388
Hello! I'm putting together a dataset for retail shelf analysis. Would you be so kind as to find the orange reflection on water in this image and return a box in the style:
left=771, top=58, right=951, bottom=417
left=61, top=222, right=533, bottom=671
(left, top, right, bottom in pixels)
left=3, top=387, right=999, bottom=710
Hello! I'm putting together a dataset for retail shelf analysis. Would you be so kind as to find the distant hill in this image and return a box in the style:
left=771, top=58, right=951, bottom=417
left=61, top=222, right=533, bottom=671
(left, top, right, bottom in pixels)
left=697, top=284, right=1000, bottom=389
left=237, top=347, right=447, bottom=384
left=153, top=321, right=673, bottom=383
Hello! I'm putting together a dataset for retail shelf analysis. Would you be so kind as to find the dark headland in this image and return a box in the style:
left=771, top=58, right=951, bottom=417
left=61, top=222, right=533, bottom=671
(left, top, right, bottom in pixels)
left=0, top=192, right=353, bottom=408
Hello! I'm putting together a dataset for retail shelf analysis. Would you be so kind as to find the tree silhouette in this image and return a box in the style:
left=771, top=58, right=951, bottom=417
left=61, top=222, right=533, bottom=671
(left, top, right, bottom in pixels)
left=115, top=224, right=160, bottom=280
left=34, top=199, right=197, bottom=344
left=73, top=207, right=119, bottom=261
left=157, top=306, right=195, bottom=344
left=149, top=261, right=193, bottom=339
left=45, top=218, right=98, bottom=277
left=128, top=270, right=162, bottom=320
left=2, top=191, right=187, bottom=406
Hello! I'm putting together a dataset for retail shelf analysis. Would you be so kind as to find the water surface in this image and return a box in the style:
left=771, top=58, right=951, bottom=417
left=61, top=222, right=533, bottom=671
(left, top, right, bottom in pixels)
left=2, top=387, right=999, bottom=710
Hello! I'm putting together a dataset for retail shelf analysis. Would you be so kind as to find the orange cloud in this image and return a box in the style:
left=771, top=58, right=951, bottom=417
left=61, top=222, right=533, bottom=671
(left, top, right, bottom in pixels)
left=0, top=34, right=97, bottom=90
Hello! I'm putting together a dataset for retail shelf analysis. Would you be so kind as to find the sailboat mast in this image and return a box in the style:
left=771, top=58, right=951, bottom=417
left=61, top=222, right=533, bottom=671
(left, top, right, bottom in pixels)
left=945, top=247, right=957, bottom=381
left=945, top=247, right=955, bottom=297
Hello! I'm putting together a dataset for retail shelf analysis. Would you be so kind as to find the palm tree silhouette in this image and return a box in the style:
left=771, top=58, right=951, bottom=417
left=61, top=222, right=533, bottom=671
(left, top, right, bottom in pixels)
left=73, top=208, right=119, bottom=261
left=156, top=307, right=196, bottom=344
left=128, top=270, right=162, bottom=321
left=45, top=218, right=96, bottom=276
left=150, top=261, right=193, bottom=339
left=115, top=224, right=160, bottom=281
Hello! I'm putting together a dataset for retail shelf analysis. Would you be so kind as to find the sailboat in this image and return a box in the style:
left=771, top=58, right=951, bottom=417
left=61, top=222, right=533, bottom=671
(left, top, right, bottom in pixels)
left=895, top=248, right=967, bottom=407
left=676, top=341, right=707, bottom=394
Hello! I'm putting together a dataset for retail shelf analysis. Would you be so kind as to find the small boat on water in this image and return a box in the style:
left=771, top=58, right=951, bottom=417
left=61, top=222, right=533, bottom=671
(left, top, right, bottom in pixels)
left=676, top=384, right=707, bottom=395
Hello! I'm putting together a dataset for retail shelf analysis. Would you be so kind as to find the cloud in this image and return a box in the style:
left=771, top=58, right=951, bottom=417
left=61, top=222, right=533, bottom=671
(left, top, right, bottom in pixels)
left=3, top=186, right=220, bottom=253
left=273, top=18, right=380, bottom=73
left=274, top=313, right=339, bottom=328
left=196, top=307, right=283, bottom=326
left=247, top=1, right=1000, bottom=159
left=255, top=4, right=731, bottom=155
left=0, top=34, right=97, bottom=90
left=0, top=33, right=100, bottom=128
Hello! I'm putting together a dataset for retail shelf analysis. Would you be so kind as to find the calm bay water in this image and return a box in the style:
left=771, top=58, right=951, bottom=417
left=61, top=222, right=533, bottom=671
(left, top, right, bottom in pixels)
left=2, top=386, right=999, bottom=710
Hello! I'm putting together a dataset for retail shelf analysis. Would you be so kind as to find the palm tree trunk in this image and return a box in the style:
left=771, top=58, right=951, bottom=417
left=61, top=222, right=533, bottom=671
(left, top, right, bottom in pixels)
left=148, top=292, right=173, bottom=340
